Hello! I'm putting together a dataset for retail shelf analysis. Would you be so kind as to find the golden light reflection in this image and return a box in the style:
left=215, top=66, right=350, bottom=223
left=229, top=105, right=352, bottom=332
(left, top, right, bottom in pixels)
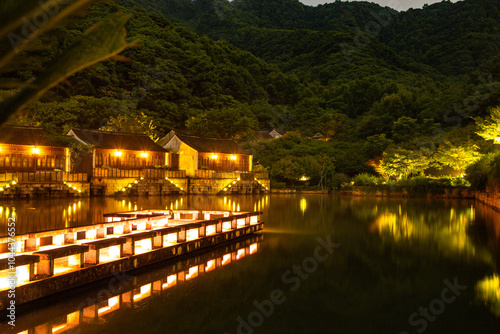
left=300, top=197, right=307, bottom=215
left=476, top=275, right=500, bottom=317
left=162, top=274, right=177, bottom=289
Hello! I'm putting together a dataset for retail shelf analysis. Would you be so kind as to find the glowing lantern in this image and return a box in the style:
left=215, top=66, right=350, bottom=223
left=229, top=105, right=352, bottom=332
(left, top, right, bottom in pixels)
left=32, top=147, right=40, bottom=154
left=210, top=154, right=218, bottom=159
left=114, top=151, right=123, bottom=157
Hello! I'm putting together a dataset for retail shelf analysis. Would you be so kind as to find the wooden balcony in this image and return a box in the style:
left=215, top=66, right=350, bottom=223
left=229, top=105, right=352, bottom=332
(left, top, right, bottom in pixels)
left=0, top=171, right=87, bottom=183
left=93, top=168, right=186, bottom=179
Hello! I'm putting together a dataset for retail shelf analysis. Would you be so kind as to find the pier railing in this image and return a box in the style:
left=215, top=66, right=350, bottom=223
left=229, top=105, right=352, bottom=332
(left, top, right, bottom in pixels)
left=0, top=171, right=88, bottom=183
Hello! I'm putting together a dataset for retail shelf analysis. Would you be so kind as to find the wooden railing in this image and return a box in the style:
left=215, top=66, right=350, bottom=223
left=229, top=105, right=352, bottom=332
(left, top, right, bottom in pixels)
left=0, top=172, right=87, bottom=183
left=93, top=168, right=186, bottom=179
left=194, top=170, right=269, bottom=179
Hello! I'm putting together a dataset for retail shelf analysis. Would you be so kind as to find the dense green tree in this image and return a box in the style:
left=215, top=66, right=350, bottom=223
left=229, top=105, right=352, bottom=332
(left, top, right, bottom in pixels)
left=100, top=111, right=159, bottom=141
left=475, top=106, right=500, bottom=143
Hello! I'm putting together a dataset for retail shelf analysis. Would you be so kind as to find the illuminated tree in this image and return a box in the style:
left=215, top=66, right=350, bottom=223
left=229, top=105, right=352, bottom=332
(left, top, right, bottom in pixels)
left=379, top=148, right=428, bottom=179
left=475, top=106, right=500, bottom=143
left=435, top=141, right=481, bottom=175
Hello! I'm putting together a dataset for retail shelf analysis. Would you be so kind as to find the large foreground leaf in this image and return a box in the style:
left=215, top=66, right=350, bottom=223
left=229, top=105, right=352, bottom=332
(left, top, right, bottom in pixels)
left=0, top=12, right=137, bottom=125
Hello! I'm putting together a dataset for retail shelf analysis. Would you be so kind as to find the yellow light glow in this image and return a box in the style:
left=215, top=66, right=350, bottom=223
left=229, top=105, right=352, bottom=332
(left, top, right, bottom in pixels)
left=210, top=154, right=218, bottom=159
left=187, top=228, right=199, bottom=240
left=133, top=284, right=151, bottom=301
left=52, top=324, right=67, bottom=333
left=249, top=243, right=258, bottom=254
left=11, top=180, right=16, bottom=185
left=141, top=152, right=148, bottom=158
left=230, top=155, right=237, bottom=161
left=236, top=248, right=245, bottom=260
left=299, top=176, right=309, bottom=181
left=114, top=151, right=123, bottom=157
left=300, top=197, right=307, bottom=214
left=32, top=147, right=40, bottom=155
left=206, top=259, right=215, bottom=272
left=495, top=138, right=500, bottom=143
left=206, top=225, right=216, bottom=236
left=186, top=266, right=199, bottom=280
left=222, top=254, right=231, bottom=266
left=476, top=275, right=500, bottom=316
left=162, top=274, right=177, bottom=289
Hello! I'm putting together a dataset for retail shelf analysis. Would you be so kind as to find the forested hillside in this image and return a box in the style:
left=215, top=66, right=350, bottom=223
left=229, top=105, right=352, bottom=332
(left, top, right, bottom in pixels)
left=2, top=0, right=500, bottom=183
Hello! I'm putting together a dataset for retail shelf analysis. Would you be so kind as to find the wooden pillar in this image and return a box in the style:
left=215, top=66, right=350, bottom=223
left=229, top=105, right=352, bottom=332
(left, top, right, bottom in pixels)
left=123, top=239, right=134, bottom=256
left=178, top=229, right=186, bottom=242
left=231, top=218, right=237, bottom=229
left=85, top=249, right=99, bottom=265
left=96, top=227, right=106, bottom=239
left=25, top=237, right=38, bottom=251
left=216, top=220, right=222, bottom=233
left=37, top=259, right=54, bottom=277
left=65, top=232, right=75, bottom=244
left=153, top=235, right=162, bottom=249
left=199, top=225, right=206, bottom=238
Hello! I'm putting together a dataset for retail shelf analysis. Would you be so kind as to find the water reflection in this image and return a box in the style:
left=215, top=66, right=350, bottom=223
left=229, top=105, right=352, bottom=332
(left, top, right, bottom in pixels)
left=0, top=195, right=270, bottom=237
left=477, top=275, right=500, bottom=317
left=2, top=235, right=262, bottom=334
left=0, top=194, right=499, bottom=332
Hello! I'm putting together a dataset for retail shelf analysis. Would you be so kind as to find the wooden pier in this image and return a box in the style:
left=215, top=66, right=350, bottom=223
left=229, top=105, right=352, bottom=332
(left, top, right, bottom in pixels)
left=0, top=209, right=264, bottom=310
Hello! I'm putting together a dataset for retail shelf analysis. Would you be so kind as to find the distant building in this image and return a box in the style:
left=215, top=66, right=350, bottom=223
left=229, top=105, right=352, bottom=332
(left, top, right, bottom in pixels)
left=311, top=132, right=326, bottom=140
left=0, top=126, right=70, bottom=172
left=67, top=128, right=167, bottom=175
left=269, top=129, right=283, bottom=139
left=158, top=130, right=252, bottom=177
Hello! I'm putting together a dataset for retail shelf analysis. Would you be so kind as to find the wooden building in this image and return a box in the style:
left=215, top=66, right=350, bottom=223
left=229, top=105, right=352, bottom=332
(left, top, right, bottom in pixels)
left=0, top=126, right=70, bottom=172
left=159, top=130, right=252, bottom=177
left=67, top=129, right=167, bottom=176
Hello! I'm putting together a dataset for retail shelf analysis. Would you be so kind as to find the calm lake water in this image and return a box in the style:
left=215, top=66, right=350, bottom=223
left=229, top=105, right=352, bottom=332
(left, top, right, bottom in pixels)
left=1, top=194, right=499, bottom=334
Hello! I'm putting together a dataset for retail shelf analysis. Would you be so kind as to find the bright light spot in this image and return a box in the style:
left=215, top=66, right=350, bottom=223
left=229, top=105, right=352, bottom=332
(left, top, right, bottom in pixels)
left=141, top=152, right=148, bottom=158
left=300, top=197, right=307, bottom=214
left=114, top=151, right=123, bottom=157
left=210, top=154, right=218, bottom=159
left=230, top=155, right=237, bottom=161
left=162, top=274, right=177, bottom=289
left=32, top=147, right=40, bottom=155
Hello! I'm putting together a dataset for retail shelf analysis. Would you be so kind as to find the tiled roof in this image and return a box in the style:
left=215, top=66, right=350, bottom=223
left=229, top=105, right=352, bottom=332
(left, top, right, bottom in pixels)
left=68, top=128, right=166, bottom=152
left=160, top=130, right=245, bottom=154
left=0, top=126, right=66, bottom=147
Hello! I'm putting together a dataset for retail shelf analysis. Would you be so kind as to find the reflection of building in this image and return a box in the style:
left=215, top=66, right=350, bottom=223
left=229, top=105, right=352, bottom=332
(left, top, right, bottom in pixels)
left=159, top=130, right=252, bottom=177
left=0, top=126, right=70, bottom=172
left=67, top=128, right=168, bottom=176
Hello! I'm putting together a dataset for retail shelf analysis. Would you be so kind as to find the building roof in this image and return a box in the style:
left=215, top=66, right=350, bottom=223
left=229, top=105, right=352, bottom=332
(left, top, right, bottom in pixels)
left=67, top=128, right=166, bottom=152
left=0, top=126, right=66, bottom=148
left=311, top=132, right=324, bottom=139
left=160, top=130, right=246, bottom=155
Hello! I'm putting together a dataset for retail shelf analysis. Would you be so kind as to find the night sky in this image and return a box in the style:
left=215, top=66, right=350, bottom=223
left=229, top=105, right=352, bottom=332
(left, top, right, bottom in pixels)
left=300, top=0, right=460, bottom=11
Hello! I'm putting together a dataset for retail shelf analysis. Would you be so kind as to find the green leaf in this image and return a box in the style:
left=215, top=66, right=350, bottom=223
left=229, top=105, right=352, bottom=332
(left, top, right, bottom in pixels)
left=0, top=11, right=137, bottom=125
